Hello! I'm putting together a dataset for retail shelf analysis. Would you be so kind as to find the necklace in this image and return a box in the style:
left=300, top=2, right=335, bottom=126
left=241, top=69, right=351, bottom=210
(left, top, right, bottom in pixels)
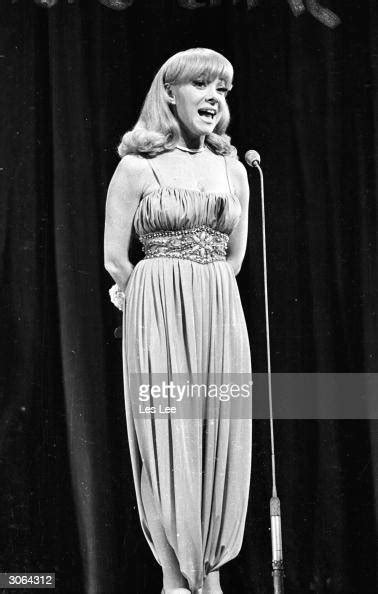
left=176, top=144, right=206, bottom=154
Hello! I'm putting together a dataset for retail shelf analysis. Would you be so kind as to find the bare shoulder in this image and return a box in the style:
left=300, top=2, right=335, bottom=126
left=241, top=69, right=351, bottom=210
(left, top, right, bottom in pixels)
left=227, top=156, right=248, bottom=179
left=109, top=154, right=150, bottom=195
left=226, top=156, right=249, bottom=201
left=116, top=153, right=150, bottom=178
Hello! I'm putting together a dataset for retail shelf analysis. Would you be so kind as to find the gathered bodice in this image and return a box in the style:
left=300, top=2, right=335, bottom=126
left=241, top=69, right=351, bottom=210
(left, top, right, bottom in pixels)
left=133, top=185, right=242, bottom=237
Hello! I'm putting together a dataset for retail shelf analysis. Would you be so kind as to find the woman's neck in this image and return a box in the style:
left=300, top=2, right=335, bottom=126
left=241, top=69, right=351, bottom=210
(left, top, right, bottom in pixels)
left=176, top=131, right=205, bottom=150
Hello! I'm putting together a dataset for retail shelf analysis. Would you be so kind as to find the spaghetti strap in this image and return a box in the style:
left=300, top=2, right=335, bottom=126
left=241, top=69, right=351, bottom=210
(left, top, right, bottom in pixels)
left=146, top=158, right=164, bottom=187
left=223, top=155, right=234, bottom=194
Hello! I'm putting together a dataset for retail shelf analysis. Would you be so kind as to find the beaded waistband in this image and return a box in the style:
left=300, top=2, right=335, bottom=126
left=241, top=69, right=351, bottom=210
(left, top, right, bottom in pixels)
left=139, top=225, right=229, bottom=264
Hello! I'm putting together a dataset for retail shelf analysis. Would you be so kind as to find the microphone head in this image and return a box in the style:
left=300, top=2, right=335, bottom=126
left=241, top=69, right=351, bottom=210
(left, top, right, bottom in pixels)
left=245, top=149, right=261, bottom=167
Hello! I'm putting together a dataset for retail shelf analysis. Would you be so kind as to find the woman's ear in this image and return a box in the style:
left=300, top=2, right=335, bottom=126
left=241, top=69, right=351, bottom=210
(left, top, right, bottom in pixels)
left=164, top=83, right=176, bottom=105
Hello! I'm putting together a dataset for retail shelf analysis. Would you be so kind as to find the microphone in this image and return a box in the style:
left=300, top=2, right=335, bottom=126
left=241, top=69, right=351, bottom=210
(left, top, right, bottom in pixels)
left=245, top=148, right=285, bottom=592
left=244, top=149, right=261, bottom=167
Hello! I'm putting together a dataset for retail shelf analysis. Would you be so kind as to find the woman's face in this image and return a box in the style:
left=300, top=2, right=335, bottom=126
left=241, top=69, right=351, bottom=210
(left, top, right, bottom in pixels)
left=168, top=76, right=230, bottom=141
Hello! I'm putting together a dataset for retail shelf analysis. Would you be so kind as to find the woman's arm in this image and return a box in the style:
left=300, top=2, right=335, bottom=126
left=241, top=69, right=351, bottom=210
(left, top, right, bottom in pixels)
left=104, top=155, right=144, bottom=292
left=226, top=159, right=250, bottom=276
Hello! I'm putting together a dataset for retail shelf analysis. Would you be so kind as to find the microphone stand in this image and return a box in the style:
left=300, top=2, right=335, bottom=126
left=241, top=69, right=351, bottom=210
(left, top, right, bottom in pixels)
left=246, top=153, right=285, bottom=593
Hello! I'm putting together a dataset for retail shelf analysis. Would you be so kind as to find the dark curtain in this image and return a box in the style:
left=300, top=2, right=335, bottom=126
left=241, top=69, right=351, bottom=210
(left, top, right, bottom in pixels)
left=1, top=0, right=377, bottom=592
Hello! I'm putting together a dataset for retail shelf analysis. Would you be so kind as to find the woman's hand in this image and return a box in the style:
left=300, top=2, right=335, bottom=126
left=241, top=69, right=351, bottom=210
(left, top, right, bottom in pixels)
left=108, top=261, right=135, bottom=311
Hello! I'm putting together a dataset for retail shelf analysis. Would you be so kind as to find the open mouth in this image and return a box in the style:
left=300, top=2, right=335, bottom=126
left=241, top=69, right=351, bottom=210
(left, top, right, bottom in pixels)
left=198, top=108, right=217, bottom=122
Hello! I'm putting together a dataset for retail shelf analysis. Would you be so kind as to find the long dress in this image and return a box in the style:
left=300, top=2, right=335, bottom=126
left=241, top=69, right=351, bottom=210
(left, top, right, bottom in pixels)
left=122, top=154, right=252, bottom=592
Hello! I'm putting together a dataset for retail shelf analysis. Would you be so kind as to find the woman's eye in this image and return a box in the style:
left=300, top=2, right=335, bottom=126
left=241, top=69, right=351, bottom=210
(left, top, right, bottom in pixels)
left=193, top=80, right=206, bottom=88
left=218, top=87, right=229, bottom=95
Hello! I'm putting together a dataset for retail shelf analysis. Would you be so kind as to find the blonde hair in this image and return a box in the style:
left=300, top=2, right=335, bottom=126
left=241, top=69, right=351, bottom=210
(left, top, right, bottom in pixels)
left=117, top=48, right=237, bottom=158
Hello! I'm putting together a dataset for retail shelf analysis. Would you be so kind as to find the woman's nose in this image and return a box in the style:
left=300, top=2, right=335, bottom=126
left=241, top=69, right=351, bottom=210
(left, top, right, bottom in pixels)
left=206, top=85, right=218, bottom=102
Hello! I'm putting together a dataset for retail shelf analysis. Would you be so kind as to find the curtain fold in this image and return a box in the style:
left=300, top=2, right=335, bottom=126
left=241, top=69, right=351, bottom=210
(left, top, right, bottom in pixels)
left=47, top=4, right=120, bottom=592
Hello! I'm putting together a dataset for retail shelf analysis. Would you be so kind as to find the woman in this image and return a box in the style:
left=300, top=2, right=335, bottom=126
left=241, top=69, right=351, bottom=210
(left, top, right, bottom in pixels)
left=104, top=48, right=252, bottom=594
